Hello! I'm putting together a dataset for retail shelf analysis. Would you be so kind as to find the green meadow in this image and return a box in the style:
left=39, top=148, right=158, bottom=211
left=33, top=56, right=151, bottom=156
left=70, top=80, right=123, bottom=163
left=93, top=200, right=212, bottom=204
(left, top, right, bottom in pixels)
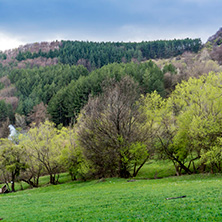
left=0, top=162, right=222, bottom=222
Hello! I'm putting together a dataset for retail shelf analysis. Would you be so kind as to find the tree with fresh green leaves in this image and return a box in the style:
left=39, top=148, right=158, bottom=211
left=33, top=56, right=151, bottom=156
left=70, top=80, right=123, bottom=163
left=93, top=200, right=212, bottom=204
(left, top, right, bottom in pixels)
left=59, top=127, right=90, bottom=180
left=19, top=121, right=64, bottom=184
left=141, top=91, right=193, bottom=175
left=169, top=72, right=222, bottom=173
left=0, top=139, right=27, bottom=191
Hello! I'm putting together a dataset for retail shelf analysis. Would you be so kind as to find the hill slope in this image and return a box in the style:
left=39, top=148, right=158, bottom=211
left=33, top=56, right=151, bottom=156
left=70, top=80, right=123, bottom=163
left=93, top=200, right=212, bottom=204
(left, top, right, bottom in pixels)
left=0, top=38, right=202, bottom=70
left=0, top=174, right=222, bottom=221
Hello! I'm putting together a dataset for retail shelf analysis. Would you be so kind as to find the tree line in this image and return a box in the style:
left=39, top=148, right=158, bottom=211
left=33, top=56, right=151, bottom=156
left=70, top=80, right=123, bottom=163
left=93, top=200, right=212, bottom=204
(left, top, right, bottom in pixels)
left=15, top=38, right=202, bottom=69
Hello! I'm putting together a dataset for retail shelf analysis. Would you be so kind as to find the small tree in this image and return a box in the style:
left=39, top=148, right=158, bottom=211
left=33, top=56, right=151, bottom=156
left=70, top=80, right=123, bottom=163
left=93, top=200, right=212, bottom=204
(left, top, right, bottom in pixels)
left=20, top=121, right=64, bottom=184
left=27, top=102, right=49, bottom=126
left=0, top=139, right=27, bottom=192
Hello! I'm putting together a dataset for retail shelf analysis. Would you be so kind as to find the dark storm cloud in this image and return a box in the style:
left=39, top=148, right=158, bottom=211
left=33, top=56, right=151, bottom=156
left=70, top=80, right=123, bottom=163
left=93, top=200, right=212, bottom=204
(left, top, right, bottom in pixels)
left=0, top=0, right=221, bottom=50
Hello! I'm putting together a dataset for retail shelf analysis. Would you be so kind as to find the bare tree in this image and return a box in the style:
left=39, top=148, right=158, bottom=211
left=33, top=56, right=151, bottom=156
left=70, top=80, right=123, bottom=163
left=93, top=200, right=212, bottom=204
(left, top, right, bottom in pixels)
left=77, top=76, right=150, bottom=178
left=27, top=102, right=49, bottom=126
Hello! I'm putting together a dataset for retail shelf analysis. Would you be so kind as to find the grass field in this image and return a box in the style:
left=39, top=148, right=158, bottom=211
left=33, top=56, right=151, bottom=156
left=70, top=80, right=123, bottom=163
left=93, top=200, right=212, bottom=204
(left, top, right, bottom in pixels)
left=0, top=161, right=222, bottom=221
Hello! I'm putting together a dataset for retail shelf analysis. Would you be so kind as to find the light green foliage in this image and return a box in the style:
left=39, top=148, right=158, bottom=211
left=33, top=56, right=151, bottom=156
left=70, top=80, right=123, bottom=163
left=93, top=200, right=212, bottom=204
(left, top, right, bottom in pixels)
left=128, top=142, right=148, bottom=166
left=141, top=91, right=170, bottom=152
left=142, top=91, right=166, bottom=122
left=19, top=121, right=88, bottom=184
left=19, top=121, right=65, bottom=184
left=169, top=72, right=222, bottom=171
left=0, top=140, right=26, bottom=173
left=202, top=138, right=222, bottom=165
left=140, top=72, right=222, bottom=174
left=59, top=127, right=90, bottom=180
left=0, top=139, right=27, bottom=191
left=142, top=91, right=194, bottom=174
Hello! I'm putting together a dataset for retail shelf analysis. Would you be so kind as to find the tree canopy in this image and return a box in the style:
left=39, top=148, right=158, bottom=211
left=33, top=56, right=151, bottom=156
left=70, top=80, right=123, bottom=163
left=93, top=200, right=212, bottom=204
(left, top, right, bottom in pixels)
left=15, top=39, right=202, bottom=70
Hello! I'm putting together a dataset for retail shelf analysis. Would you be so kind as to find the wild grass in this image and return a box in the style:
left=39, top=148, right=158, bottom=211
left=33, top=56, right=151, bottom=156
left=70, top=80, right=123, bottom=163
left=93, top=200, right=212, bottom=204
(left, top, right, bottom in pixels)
left=136, top=159, right=176, bottom=179
left=1, top=173, right=222, bottom=221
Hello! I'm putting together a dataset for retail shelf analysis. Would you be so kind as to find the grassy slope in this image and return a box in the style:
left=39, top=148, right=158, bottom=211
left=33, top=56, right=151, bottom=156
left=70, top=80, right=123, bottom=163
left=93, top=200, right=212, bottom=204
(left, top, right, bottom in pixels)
left=1, top=171, right=222, bottom=221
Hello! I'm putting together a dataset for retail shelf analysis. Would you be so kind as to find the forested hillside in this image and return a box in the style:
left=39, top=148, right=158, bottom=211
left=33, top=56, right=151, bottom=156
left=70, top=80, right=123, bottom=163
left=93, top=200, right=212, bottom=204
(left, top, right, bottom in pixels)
left=0, top=38, right=201, bottom=71
left=14, top=38, right=201, bottom=70
left=1, top=30, right=222, bottom=187
left=0, top=34, right=221, bottom=129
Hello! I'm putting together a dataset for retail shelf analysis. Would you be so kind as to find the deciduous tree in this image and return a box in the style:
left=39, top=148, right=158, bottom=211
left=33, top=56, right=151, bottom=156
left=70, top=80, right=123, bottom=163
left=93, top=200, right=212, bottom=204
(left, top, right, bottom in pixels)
left=20, top=121, right=64, bottom=184
left=77, top=76, right=150, bottom=178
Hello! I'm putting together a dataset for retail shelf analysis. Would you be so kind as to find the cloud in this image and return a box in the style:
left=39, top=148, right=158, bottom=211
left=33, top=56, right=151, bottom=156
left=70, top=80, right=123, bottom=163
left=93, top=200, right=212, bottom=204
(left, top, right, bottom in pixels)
left=0, top=0, right=221, bottom=50
left=0, top=32, right=25, bottom=51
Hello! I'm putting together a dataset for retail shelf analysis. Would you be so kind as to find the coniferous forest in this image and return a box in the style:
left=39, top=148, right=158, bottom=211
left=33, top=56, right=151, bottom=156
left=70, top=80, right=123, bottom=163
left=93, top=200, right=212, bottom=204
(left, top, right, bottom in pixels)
left=15, top=38, right=202, bottom=69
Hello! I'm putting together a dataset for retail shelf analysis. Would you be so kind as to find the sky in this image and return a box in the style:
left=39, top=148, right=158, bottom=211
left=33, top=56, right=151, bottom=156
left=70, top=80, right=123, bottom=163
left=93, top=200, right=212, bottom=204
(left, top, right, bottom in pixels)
left=0, top=0, right=222, bottom=51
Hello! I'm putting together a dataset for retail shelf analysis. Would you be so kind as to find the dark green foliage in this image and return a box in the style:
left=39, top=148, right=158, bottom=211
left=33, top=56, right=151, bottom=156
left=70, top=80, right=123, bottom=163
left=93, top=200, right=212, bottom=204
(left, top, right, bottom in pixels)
left=16, top=49, right=59, bottom=61
left=48, top=61, right=165, bottom=126
left=15, top=39, right=202, bottom=69
left=47, top=88, right=69, bottom=126
left=142, top=61, right=165, bottom=96
left=0, top=52, right=7, bottom=60
left=0, top=100, right=13, bottom=122
left=0, top=63, right=12, bottom=78
left=0, top=82, right=4, bottom=90
left=8, top=60, right=165, bottom=126
left=163, top=63, right=177, bottom=74
left=8, top=64, right=88, bottom=116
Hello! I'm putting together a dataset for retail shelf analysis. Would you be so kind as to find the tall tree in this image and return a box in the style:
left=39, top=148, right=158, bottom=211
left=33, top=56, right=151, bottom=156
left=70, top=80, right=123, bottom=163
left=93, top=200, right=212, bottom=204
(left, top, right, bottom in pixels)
left=77, top=76, right=150, bottom=178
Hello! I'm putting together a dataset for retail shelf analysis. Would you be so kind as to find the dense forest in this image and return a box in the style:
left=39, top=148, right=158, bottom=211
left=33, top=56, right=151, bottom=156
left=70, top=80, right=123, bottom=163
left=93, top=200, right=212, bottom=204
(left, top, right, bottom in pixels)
left=0, top=52, right=7, bottom=60
left=0, top=61, right=168, bottom=126
left=15, top=38, right=202, bottom=69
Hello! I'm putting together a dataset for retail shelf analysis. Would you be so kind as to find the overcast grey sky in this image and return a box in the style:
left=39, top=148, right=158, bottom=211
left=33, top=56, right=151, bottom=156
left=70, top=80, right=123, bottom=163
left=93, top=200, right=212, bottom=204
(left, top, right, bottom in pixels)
left=0, top=0, right=221, bottom=50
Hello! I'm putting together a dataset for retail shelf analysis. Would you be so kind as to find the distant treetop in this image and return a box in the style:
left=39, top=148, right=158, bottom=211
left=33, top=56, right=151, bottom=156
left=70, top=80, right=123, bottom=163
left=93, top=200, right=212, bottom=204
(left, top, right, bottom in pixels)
left=14, top=38, right=202, bottom=70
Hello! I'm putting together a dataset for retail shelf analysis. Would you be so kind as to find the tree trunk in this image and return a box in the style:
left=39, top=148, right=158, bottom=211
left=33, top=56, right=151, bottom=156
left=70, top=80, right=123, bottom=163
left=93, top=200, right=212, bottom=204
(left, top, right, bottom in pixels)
left=11, top=173, right=15, bottom=192
left=70, top=173, right=77, bottom=181
left=171, top=157, right=192, bottom=174
left=192, top=161, right=196, bottom=173
left=50, top=174, right=56, bottom=184
left=133, top=156, right=149, bottom=177
left=50, top=174, right=59, bottom=184
left=22, top=179, right=38, bottom=188
left=118, top=159, right=130, bottom=178
left=173, top=161, right=180, bottom=176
